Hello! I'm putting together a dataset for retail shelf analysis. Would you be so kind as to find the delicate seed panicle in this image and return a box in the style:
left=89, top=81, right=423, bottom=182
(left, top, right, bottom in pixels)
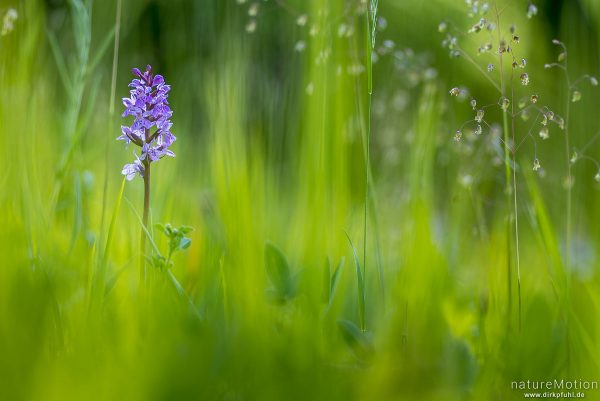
left=533, top=158, right=541, bottom=171
left=449, top=87, right=461, bottom=96
left=527, top=4, right=538, bottom=19
left=306, top=82, right=314, bottom=95
left=546, top=111, right=555, bottom=121
left=539, top=127, right=549, bottom=140
left=469, top=19, right=486, bottom=33
left=570, top=151, right=578, bottom=164
left=500, top=97, right=510, bottom=112
left=1, top=8, right=17, bottom=36
left=520, top=73, right=530, bottom=85
left=377, top=16, right=388, bottom=31
left=246, top=19, right=257, bottom=33
left=297, top=14, right=308, bottom=26
left=248, top=2, right=259, bottom=16
left=470, top=99, right=477, bottom=109
left=530, top=94, right=538, bottom=103
left=474, top=124, right=483, bottom=135
left=475, top=109, right=485, bottom=123
left=571, top=90, right=582, bottom=102
left=454, top=130, right=463, bottom=142
left=478, top=43, right=493, bottom=53
left=498, top=40, right=506, bottom=53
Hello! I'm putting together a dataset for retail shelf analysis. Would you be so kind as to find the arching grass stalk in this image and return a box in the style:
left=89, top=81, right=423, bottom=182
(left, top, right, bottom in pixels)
left=99, top=0, right=122, bottom=261
left=444, top=1, right=522, bottom=329
left=359, top=0, right=376, bottom=333
left=552, top=40, right=572, bottom=290
left=118, top=65, right=176, bottom=284
left=493, top=2, right=520, bottom=330
left=509, top=62, right=522, bottom=331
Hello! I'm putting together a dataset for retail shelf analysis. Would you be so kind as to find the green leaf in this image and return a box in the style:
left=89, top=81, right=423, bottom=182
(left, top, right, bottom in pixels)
left=345, top=233, right=366, bottom=331
left=330, top=257, right=345, bottom=302
left=179, top=226, right=194, bottom=234
left=154, top=223, right=166, bottom=235
left=264, top=242, right=295, bottom=302
left=338, top=319, right=374, bottom=361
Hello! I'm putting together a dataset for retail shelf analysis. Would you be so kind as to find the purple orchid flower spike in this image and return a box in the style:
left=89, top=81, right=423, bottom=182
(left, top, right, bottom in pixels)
left=119, top=65, right=175, bottom=282
left=120, top=64, right=175, bottom=170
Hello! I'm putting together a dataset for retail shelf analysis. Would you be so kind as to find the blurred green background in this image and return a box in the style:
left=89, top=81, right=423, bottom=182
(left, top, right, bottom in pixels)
left=1, top=0, right=600, bottom=400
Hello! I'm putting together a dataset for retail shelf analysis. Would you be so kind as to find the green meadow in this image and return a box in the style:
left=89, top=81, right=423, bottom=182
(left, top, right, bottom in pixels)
left=1, top=0, right=600, bottom=400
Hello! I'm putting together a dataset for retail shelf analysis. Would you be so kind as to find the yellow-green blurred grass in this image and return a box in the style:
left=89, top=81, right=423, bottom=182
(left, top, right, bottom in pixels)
left=1, top=1, right=600, bottom=401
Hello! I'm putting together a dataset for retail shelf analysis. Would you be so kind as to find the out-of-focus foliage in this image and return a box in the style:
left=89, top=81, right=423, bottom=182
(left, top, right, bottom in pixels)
left=0, top=0, right=600, bottom=400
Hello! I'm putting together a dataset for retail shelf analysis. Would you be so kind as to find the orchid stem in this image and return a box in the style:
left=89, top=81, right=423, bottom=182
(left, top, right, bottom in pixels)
left=140, top=160, right=150, bottom=285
